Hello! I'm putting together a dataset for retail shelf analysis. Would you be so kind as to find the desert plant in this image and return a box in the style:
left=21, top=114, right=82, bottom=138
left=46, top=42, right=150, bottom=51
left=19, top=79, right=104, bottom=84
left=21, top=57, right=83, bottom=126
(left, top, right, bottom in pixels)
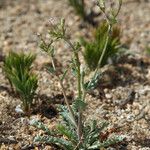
left=32, top=106, right=123, bottom=150
left=3, top=51, right=37, bottom=114
left=81, top=21, right=121, bottom=71
left=68, top=0, right=85, bottom=19
left=32, top=0, right=123, bottom=149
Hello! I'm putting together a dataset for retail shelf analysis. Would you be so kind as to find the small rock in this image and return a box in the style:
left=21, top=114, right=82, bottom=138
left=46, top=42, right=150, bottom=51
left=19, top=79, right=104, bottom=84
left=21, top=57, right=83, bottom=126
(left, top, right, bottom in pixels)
left=135, top=93, right=139, bottom=99
left=15, top=105, right=24, bottom=114
left=116, top=109, right=122, bottom=116
left=8, top=136, right=15, bottom=141
left=133, top=109, right=140, bottom=116
left=127, top=114, right=135, bottom=122
left=1, top=91, right=8, bottom=96
left=104, top=88, right=109, bottom=93
left=105, top=93, right=112, bottom=99
left=3, top=40, right=13, bottom=46
left=132, top=102, right=140, bottom=109
left=120, top=115, right=124, bottom=119
left=44, top=145, right=53, bottom=150
left=138, top=86, right=150, bottom=95
left=146, top=69, right=150, bottom=78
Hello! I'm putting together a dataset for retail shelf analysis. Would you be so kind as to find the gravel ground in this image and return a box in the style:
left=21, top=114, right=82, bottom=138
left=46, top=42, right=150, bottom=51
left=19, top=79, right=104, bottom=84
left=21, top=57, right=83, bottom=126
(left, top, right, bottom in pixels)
left=0, top=0, right=150, bottom=149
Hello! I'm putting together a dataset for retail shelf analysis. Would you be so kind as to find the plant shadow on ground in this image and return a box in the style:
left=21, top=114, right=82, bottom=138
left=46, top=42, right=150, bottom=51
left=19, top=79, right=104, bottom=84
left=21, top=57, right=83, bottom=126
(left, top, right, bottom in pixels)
left=32, top=101, right=58, bottom=119
left=32, top=93, right=73, bottom=119
left=95, top=55, right=150, bottom=95
left=0, top=84, right=73, bottom=119
left=134, top=138, right=150, bottom=148
left=0, top=54, right=4, bottom=62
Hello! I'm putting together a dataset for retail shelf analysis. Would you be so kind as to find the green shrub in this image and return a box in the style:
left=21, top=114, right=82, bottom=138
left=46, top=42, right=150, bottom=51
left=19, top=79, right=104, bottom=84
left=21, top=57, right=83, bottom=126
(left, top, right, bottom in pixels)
left=81, top=21, right=121, bottom=70
left=68, top=0, right=85, bottom=19
left=3, top=52, right=37, bottom=114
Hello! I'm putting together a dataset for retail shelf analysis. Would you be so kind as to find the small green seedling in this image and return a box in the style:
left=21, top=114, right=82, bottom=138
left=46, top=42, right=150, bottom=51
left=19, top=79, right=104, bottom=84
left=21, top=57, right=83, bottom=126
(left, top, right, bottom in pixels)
left=81, top=21, right=121, bottom=70
left=3, top=52, right=37, bottom=114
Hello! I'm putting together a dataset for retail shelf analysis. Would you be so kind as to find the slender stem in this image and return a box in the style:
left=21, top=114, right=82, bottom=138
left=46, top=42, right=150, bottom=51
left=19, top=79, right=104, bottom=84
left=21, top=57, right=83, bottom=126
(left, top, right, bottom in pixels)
left=82, top=90, right=86, bottom=102
left=51, top=56, right=77, bottom=128
left=77, top=111, right=82, bottom=141
left=59, top=79, right=77, bottom=128
left=63, top=39, right=81, bottom=95
left=77, top=62, right=82, bottom=98
left=115, top=0, right=122, bottom=17
left=95, top=0, right=122, bottom=77
left=74, top=140, right=82, bottom=150
left=93, top=24, right=111, bottom=77
left=63, top=38, right=82, bottom=98
left=77, top=63, right=82, bottom=141
left=51, top=56, right=56, bottom=71
left=64, top=38, right=83, bottom=141
left=86, top=10, right=113, bottom=101
left=81, top=70, right=86, bottom=101
left=93, top=0, right=122, bottom=79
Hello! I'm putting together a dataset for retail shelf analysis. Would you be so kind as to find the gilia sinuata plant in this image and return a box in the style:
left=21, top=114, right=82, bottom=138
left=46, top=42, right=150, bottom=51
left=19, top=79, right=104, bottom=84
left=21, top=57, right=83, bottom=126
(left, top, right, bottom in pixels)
left=31, top=0, right=124, bottom=149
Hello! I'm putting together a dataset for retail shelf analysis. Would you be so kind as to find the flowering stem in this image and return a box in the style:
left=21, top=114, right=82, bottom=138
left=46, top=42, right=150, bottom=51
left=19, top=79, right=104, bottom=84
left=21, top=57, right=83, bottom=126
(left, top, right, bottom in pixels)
left=94, top=24, right=111, bottom=77
left=64, top=38, right=83, bottom=142
left=51, top=56, right=77, bottom=128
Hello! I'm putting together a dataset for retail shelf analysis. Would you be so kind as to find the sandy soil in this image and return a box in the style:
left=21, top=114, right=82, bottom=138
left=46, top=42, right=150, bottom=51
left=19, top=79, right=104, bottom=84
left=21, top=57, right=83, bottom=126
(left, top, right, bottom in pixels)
left=0, top=0, right=150, bottom=149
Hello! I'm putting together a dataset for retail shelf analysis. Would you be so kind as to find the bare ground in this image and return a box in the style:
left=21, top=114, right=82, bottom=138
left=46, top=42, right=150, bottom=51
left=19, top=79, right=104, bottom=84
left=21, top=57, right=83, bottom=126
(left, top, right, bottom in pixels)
left=0, top=0, right=150, bottom=149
